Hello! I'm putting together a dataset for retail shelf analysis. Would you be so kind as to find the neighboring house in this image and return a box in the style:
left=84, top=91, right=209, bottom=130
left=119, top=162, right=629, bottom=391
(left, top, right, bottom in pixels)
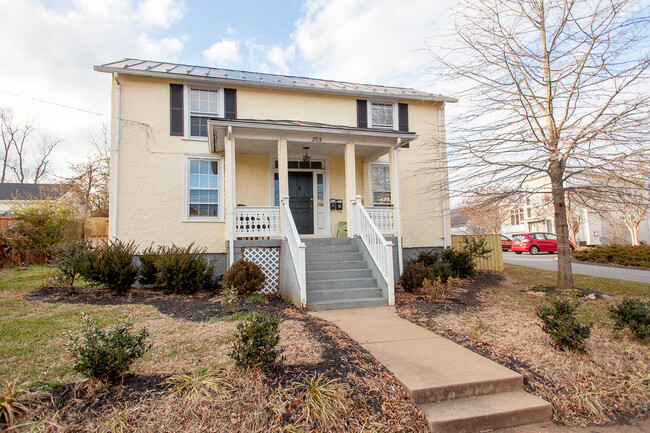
left=450, top=208, right=471, bottom=235
left=0, top=183, right=68, bottom=214
left=95, top=59, right=455, bottom=309
left=500, top=174, right=650, bottom=246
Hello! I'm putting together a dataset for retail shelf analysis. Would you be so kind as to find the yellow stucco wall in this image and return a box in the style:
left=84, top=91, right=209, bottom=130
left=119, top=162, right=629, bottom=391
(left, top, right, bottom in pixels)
left=109, top=74, right=450, bottom=253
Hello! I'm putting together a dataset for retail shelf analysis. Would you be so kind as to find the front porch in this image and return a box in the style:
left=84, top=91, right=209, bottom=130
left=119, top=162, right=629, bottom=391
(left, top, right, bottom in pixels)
left=208, top=119, right=416, bottom=310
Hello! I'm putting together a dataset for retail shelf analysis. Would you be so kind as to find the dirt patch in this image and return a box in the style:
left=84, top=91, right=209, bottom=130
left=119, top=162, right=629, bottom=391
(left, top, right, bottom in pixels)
left=26, top=285, right=289, bottom=322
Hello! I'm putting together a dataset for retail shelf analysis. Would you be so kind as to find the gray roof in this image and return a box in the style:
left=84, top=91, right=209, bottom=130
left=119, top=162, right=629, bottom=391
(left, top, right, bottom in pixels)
left=0, top=183, right=67, bottom=201
left=95, top=59, right=457, bottom=103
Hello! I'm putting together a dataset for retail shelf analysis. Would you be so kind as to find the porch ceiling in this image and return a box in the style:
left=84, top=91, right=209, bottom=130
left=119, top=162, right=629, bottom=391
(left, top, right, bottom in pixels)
left=208, top=118, right=417, bottom=161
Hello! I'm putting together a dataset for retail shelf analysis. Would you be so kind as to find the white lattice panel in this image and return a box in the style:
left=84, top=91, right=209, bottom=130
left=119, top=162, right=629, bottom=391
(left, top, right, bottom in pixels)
left=367, top=207, right=394, bottom=235
left=236, top=207, right=281, bottom=238
left=242, top=247, right=280, bottom=294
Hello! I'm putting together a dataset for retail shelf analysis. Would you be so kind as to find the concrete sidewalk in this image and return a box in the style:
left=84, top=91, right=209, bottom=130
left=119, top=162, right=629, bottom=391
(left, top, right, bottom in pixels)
left=311, top=306, right=552, bottom=433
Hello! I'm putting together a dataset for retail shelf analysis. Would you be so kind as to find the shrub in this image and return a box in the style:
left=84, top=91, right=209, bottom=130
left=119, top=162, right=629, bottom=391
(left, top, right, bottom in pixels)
left=423, top=277, right=452, bottom=302
left=51, top=240, right=89, bottom=286
left=155, top=244, right=213, bottom=295
left=137, top=245, right=159, bottom=286
left=221, top=259, right=265, bottom=296
left=442, top=248, right=477, bottom=279
left=221, top=285, right=239, bottom=312
left=79, top=240, right=138, bottom=294
left=572, top=244, right=650, bottom=268
left=408, top=250, right=441, bottom=267
left=609, top=298, right=650, bottom=340
left=229, top=313, right=284, bottom=371
left=536, top=298, right=592, bottom=352
left=400, top=262, right=436, bottom=293
left=66, top=314, right=151, bottom=383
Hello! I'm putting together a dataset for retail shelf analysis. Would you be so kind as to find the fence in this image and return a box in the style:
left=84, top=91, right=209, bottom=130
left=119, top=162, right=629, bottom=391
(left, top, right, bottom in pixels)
left=86, top=217, right=109, bottom=236
left=0, top=215, right=15, bottom=232
left=451, top=234, right=504, bottom=272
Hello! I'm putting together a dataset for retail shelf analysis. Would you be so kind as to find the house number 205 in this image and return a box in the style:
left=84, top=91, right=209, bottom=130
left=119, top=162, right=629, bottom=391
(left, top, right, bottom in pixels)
left=312, top=137, right=322, bottom=142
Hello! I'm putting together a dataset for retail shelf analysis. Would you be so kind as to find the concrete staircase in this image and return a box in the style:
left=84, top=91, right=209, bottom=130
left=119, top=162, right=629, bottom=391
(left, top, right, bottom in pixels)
left=312, top=307, right=553, bottom=433
left=304, top=238, right=388, bottom=310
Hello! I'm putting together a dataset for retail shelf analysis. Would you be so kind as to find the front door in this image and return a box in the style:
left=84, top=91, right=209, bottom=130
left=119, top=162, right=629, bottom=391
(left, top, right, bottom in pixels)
left=289, top=172, right=314, bottom=234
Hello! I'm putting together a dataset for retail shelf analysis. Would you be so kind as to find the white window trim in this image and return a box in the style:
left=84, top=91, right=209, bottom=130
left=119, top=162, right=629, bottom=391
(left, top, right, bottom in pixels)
left=369, top=162, right=392, bottom=206
left=183, top=153, right=224, bottom=222
left=367, top=101, right=397, bottom=130
left=184, top=84, right=224, bottom=140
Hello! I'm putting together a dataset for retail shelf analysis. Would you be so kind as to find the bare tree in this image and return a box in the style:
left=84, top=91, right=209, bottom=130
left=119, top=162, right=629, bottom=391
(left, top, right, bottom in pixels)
left=603, top=165, right=649, bottom=246
left=461, top=186, right=513, bottom=234
left=0, top=108, right=34, bottom=183
left=32, top=136, right=60, bottom=183
left=431, top=0, right=649, bottom=290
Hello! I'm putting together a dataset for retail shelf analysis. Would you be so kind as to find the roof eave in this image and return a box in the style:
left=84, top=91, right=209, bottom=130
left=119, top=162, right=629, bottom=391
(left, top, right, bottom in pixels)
left=94, top=65, right=458, bottom=103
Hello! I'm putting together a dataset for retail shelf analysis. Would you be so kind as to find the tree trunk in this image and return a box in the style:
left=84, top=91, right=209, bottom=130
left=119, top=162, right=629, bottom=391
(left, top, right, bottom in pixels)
left=628, top=223, right=640, bottom=246
left=549, top=162, right=575, bottom=290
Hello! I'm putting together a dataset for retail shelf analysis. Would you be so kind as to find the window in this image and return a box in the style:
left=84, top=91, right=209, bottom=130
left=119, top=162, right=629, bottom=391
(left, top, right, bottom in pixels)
left=371, top=164, right=391, bottom=205
left=510, top=207, right=524, bottom=225
left=526, top=208, right=532, bottom=218
left=544, top=233, right=557, bottom=241
left=185, top=155, right=222, bottom=220
left=189, top=88, right=220, bottom=137
left=369, top=103, right=395, bottom=129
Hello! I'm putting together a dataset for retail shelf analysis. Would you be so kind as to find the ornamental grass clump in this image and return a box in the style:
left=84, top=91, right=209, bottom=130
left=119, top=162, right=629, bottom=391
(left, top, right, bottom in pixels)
left=0, top=380, right=49, bottom=426
left=295, top=373, right=349, bottom=429
left=66, top=314, right=151, bottom=383
left=221, top=259, right=265, bottom=296
left=221, top=285, right=239, bottom=312
left=229, top=313, right=283, bottom=371
left=536, top=298, right=592, bottom=352
left=609, top=298, right=650, bottom=341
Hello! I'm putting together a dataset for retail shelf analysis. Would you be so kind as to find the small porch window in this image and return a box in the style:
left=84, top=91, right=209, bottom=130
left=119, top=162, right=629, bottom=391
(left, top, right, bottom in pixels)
left=371, top=164, right=391, bottom=205
left=185, top=155, right=223, bottom=221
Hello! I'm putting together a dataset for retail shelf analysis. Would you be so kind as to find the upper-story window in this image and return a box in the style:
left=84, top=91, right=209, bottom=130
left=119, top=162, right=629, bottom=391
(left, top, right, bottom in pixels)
left=189, top=88, right=220, bottom=137
left=369, top=102, right=395, bottom=129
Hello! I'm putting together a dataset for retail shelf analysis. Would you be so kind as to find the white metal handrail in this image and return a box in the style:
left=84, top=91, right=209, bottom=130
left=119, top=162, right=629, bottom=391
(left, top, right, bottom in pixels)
left=351, top=196, right=395, bottom=305
left=281, top=197, right=307, bottom=308
left=235, top=206, right=281, bottom=238
left=366, top=206, right=395, bottom=236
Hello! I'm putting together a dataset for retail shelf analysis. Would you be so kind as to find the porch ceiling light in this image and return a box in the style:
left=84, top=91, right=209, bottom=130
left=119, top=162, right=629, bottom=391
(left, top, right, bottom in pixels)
left=302, top=147, right=311, bottom=165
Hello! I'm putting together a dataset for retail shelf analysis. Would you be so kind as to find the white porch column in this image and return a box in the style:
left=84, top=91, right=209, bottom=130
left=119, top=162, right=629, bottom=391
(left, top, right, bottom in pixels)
left=277, top=137, right=289, bottom=236
left=389, top=144, right=403, bottom=274
left=344, top=141, right=356, bottom=237
left=225, top=129, right=236, bottom=266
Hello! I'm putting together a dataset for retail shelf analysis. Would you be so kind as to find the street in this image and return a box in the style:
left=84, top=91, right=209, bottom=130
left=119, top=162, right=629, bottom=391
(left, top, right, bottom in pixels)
left=502, top=251, right=650, bottom=284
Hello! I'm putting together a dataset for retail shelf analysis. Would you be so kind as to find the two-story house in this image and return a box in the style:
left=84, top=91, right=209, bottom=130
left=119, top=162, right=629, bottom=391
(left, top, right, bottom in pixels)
left=95, top=59, right=455, bottom=310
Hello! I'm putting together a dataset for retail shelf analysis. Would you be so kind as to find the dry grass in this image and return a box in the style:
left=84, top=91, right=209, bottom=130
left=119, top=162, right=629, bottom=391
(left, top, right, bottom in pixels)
left=398, top=266, right=650, bottom=426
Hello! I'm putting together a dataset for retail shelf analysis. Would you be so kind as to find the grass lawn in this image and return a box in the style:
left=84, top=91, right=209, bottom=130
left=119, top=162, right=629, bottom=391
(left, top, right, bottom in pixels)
left=397, top=264, right=650, bottom=427
left=0, top=266, right=428, bottom=432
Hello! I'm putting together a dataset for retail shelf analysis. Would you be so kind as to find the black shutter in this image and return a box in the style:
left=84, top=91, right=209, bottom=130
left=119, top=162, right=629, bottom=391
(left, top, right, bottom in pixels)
left=398, top=103, right=409, bottom=132
left=170, top=84, right=184, bottom=136
left=224, top=88, right=237, bottom=119
left=357, top=100, right=368, bottom=128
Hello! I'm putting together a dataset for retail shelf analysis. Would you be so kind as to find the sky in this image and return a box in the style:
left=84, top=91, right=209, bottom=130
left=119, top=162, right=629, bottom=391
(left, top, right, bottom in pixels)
left=0, top=0, right=455, bottom=180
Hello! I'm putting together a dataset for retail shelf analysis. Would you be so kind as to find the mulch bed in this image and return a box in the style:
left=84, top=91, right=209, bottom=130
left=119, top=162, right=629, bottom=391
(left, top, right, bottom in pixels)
left=25, top=285, right=429, bottom=432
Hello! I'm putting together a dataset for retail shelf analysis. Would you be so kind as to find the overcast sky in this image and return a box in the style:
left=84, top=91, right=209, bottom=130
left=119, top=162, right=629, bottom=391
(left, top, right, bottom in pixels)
left=0, top=0, right=455, bottom=179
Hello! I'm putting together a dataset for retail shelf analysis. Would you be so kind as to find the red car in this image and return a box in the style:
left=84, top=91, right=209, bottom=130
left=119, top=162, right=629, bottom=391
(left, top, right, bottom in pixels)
left=501, top=235, right=513, bottom=251
left=511, top=232, right=575, bottom=255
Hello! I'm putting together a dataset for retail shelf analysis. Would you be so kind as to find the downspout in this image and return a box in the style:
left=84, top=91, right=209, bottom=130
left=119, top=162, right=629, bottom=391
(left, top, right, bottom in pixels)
left=110, top=72, right=120, bottom=241
left=227, top=126, right=235, bottom=266
left=393, top=139, right=404, bottom=275
left=438, top=102, right=448, bottom=249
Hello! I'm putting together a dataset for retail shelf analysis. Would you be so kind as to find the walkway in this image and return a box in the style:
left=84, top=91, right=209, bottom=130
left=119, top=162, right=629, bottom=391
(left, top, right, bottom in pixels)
left=311, top=306, right=552, bottom=433
left=503, top=252, right=650, bottom=284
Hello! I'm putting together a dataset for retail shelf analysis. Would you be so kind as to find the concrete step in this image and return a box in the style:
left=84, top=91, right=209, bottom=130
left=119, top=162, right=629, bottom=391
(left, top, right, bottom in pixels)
left=307, top=244, right=359, bottom=254
left=418, top=390, right=553, bottom=433
left=306, top=252, right=363, bottom=262
left=308, top=297, right=388, bottom=310
left=307, top=287, right=383, bottom=302
left=307, top=277, right=377, bottom=291
left=307, top=268, right=372, bottom=281
left=307, top=260, right=368, bottom=271
left=302, top=238, right=355, bottom=247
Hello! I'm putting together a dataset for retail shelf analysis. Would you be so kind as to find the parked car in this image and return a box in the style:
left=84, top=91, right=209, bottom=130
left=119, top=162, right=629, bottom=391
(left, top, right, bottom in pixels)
left=500, top=234, right=512, bottom=251
left=511, top=232, right=575, bottom=255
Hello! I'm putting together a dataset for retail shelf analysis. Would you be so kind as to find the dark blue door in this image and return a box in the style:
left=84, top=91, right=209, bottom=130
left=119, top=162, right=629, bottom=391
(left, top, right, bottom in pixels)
left=289, top=172, right=313, bottom=234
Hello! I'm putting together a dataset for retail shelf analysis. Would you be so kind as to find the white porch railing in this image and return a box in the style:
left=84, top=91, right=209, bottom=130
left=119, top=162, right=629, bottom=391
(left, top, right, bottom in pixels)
left=367, top=206, right=395, bottom=236
left=350, top=196, right=395, bottom=305
left=235, top=206, right=280, bottom=238
left=281, top=198, right=307, bottom=308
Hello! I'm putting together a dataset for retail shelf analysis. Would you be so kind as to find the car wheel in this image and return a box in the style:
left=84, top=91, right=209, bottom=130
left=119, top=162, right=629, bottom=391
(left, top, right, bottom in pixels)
left=515, top=251, right=522, bottom=254
left=569, top=245, right=574, bottom=252
left=530, top=246, right=540, bottom=255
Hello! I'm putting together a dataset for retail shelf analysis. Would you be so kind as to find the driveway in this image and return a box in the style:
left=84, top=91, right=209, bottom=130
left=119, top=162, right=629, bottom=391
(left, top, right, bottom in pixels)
left=502, top=251, right=650, bottom=284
